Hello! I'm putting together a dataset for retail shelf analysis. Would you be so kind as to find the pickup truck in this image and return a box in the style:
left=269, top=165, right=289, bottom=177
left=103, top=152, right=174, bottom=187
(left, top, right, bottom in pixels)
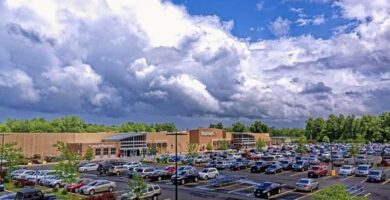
left=15, top=187, right=57, bottom=200
left=120, top=184, right=161, bottom=200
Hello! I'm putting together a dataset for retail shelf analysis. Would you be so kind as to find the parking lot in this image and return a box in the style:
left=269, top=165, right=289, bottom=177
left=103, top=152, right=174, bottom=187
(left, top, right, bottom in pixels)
left=22, top=154, right=390, bottom=200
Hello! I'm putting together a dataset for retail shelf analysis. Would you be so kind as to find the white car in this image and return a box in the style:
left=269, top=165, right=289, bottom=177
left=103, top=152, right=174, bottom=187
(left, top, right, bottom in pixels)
left=12, top=170, right=35, bottom=180
left=198, top=167, right=219, bottom=180
left=194, top=156, right=209, bottom=164
left=339, top=165, right=356, bottom=176
left=27, top=170, right=56, bottom=182
left=79, top=163, right=99, bottom=172
left=123, top=161, right=143, bottom=170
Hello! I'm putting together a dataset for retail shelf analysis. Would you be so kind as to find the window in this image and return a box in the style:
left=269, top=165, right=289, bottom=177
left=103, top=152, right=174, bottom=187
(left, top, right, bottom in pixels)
left=111, top=148, right=116, bottom=155
left=95, top=149, right=101, bottom=156
left=103, top=148, right=109, bottom=155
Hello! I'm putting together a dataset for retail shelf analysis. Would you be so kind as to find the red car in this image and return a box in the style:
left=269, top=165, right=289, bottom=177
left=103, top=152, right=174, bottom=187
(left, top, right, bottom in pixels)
left=65, top=178, right=94, bottom=193
left=381, top=156, right=390, bottom=166
left=308, top=165, right=328, bottom=178
left=164, top=165, right=176, bottom=175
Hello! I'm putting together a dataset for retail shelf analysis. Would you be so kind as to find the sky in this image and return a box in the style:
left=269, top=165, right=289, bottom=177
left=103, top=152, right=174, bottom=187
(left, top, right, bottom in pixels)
left=0, top=0, right=389, bottom=129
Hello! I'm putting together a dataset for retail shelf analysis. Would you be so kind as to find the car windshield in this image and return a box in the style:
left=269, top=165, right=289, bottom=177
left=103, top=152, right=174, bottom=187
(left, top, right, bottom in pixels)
left=342, top=166, right=351, bottom=170
left=257, top=182, right=272, bottom=188
left=164, top=166, right=172, bottom=170
left=357, top=166, right=368, bottom=170
left=178, top=171, right=187, bottom=176
left=269, top=165, right=277, bottom=168
left=311, top=166, right=319, bottom=170
left=296, top=161, right=304, bottom=165
left=369, top=171, right=380, bottom=176
left=298, top=179, right=309, bottom=184
left=201, top=169, right=209, bottom=173
left=88, top=181, right=98, bottom=186
left=255, top=162, right=263, bottom=165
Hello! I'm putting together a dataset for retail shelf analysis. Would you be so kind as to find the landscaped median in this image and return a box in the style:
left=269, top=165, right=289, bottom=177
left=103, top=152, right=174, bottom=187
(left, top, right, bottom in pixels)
left=4, top=181, right=84, bottom=200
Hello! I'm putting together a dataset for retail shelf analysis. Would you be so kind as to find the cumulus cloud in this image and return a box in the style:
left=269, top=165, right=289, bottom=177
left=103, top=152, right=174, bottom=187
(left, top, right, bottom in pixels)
left=0, top=0, right=389, bottom=127
left=269, top=17, right=291, bottom=37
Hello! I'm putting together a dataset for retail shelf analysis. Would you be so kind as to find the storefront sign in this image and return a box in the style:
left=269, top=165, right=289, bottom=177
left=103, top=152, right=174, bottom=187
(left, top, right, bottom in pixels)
left=201, top=131, right=214, bottom=136
left=89, top=144, right=115, bottom=148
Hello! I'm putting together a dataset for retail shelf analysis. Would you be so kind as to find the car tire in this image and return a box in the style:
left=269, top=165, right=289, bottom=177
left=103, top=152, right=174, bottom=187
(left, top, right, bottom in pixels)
left=205, top=176, right=209, bottom=180
left=89, top=189, right=95, bottom=195
left=195, top=177, right=198, bottom=182
left=84, top=169, right=88, bottom=173
left=117, top=171, right=121, bottom=176
left=108, top=186, right=114, bottom=192
left=267, top=192, right=270, bottom=197
left=158, top=176, right=162, bottom=181
left=278, top=188, right=281, bottom=194
left=152, top=194, right=158, bottom=200
left=181, top=179, right=185, bottom=185
left=55, top=183, right=60, bottom=188
left=215, top=174, right=219, bottom=178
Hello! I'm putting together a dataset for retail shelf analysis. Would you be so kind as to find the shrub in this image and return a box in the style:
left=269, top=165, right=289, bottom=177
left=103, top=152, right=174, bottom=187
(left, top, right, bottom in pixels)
left=61, top=189, right=68, bottom=195
left=13, top=179, right=35, bottom=188
left=52, top=187, right=59, bottom=193
left=85, top=192, right=116, bottom=200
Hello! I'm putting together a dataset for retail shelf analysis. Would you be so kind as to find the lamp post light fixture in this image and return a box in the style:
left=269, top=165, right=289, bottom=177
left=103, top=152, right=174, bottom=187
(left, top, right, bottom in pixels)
left=166, top=131, right=187, bottom=200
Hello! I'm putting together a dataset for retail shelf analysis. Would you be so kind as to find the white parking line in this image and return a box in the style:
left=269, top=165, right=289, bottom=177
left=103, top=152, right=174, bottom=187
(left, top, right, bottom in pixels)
left=340, top=175, right=355, bottom=181
left=227, top=185, right=255, bottom=193
left=290, top=171, right=307, bottom=177
left=322, top=176, right=332, bottom=180
left=246, top=193, right=254, bottom=197
left=364, top=193, right=371, bottom=197
left=271, top=189, right=295, bottom=198
left=215, top=183, right=240, bottom=189
left=277, top=171, right=291, bottom=175
left=382, top=179, right=390, bottom=185
left=360, top=179, right=366, bottom=183
left=294, top=189, right=321, bottom=200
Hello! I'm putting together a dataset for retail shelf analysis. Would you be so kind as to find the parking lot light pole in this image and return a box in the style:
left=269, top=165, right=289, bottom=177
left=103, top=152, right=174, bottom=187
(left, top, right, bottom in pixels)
left=167, top=131, right=187, bottom=200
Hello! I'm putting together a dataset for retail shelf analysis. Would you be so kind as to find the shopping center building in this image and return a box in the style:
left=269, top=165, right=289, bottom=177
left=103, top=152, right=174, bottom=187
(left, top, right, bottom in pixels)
left=2, top=128, right=270, bottom=160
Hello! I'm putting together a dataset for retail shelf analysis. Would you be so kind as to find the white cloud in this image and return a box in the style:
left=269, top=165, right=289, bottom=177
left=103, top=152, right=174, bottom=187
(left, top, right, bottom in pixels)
left=269, top=17, right=291, bottom=37
left=256, top=1, right=264, bottom=11
left=0, top=0, right=389, bottom=125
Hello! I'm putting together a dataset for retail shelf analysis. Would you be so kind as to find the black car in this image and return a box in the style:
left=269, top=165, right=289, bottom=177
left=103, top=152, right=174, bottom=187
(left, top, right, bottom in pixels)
left=279, top=160, right=293, bottom=170
left=207, top=161, right=217, bottom=168
left=148, top=170, right=173, bottom=182
left=292, top=161, right=309, bottom=172
left=265, top=164, right=283, bottom=174
left=230, top=162, right=246, bottom=171
left=254, top=182, right=282, bottom=198
left=15, top=187, right=57, bottom=200
left=97, top=160, right=126, bottom=174
left=251, top=161, right=271, bottom=173
left=171, top=170, right=199, bottom=185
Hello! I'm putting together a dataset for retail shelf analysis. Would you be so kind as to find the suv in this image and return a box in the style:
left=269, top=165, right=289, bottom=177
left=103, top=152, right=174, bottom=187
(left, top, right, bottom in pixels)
left=355, top=155, right=369, bottom=165
left=292, top=161, right=309, bottom=172
left=135, top=167, right=155, bottom=178
left=15, top=187, right=56, bottom=200
left=121, top=184, right=161, bottom=200
left=107, top=166, right=127, bottom=176
left=198, top=168, right=219, bottom=180
left=216, top=160, right=231, bottom=170
left=251, top=161, right=271, bottom=173
left=355, top=164, right=371, bottom=177
left=171, top=170, right=199, bottom=185
left=308, top=165, right=328, bottom=178
left=332, top=155, right=345, bottom=167
left=97, top=160, right=126, bottom=174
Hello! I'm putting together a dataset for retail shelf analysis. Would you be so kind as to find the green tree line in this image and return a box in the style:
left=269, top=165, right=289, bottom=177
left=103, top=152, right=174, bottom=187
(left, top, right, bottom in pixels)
left=0, top=115, right=177, bottom=133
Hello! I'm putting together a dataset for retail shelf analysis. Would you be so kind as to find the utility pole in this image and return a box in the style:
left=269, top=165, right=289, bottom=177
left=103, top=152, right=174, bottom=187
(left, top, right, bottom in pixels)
left=0, top=134, right=5, bottom=182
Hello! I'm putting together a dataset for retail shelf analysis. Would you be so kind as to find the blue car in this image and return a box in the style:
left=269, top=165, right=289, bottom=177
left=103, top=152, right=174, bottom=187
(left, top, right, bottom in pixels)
left=0, top=184, right=4, bottom=192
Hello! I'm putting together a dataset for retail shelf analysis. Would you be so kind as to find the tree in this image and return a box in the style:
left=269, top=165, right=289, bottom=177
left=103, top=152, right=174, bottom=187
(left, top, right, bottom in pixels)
left=187, top=143, right=198, bottom=158
left=127, top=174, right=147, bottom=200
left=249, top=121, right=269, bottom=133
left=255, top=138, right=266, bottom=152
left=231, top=122, right=247, bottom=132
left=349, top=142, right=359, bottom=165
left=313, top=184, right=367, bottom=200
left=53, top=141, right=79, bottom=184
left=1, top=142, right=24, bottom=180
left=206, top=141, right=213, bottom=151
left=322, top=136, right=330, bottom=143
left=84, top=146, right=94, bottom=161
left=217, top=141, right=229, bottom=150
left=209, top=122, right=224, bottom=129
left=296, top=135, right=307, bottom=155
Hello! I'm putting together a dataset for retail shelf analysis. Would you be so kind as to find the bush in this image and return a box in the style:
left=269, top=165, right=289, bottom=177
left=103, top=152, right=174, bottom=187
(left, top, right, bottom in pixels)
left=61, top=190, right=68, bottom=195
left=85, top=192, right=116, bottom=200
left=13, top=179, right=35, bottom=188
left=52, top=187, right=59, bottom=193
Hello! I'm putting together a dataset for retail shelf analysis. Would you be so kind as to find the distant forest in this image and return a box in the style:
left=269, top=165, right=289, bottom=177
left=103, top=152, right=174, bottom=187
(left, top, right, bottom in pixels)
left=0, top=112, right=389, bottom=143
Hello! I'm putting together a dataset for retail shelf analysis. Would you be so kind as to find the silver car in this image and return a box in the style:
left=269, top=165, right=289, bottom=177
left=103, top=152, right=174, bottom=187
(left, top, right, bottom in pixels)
left=79, top=180, right=116, bottom=195
left=198, top=168, right=219, bottom=180
left=295, top=178, right=319, bottom=192
left=355, top=164, right=370, bottom=177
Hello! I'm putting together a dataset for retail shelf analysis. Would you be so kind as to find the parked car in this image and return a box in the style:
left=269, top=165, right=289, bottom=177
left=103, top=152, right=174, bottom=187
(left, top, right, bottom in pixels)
left=79, top=180, right=116, bottom=195
left=26, top=170, right=56, bottom=183
left=253, top=182, right=282, bottom=198
left=332, top=155, right=345, bottom=167
left=148, top=170, right=173, bottom=182
left=320, top=153, right=331, bottom=162
left=194, top=156, right=209, bottom=164
left=12, top=170, right=35, bottom=180
left=265, top=164, right=283, bottom=174
left=242, top=159, right=255, bottom=168
left=0, top=193, right=16, bottom=200
left=295, top=178, right=319, bottom=192
left=367, top=170, right=386, bottom=182
left=135, top=167, right=155, bottom=178
left=251, top=161, right=271, bottom=173
left=198, top=168, right=219, bottom=180
left=308, top=158, right=320, bottom=166
left=207, top=161, right=217, bottom=168
left=308, top=165, right=328, bottom=178
left=168, top=156, right=182, bottom=162
left=171, top=170, right=199, bottom=185
left=279, top=160, right=293, bottom=170
left=339, top=165, right=356, bottom=176
left=107, top=166, right=127, bottom=176
left=123, top=161, right=142, bottom=170
left=292, top=161, right=309, bottom=172
left=164, top=165, right=176, bottom=175
left=20, top=170, right=37, bottom=180
left=177, top=165, right=194, bottom=172
left=79, top=163, right=99, bottom=172
left=15, top=187, right=56, bottom=200
left=43, top=176, right=66, bottom=188
left=355, top=155, right=369, bottom=165
left=65, top=178, right=95, bottom=193
left=97, top=160, right=126, bottom=174
left=121, top=184, right=161, bottom=200
left=216, top=160, right=231, bottom=170
left=230, top=162, right=246, bottom=170
left=355, top=164, right=371, bottom=177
